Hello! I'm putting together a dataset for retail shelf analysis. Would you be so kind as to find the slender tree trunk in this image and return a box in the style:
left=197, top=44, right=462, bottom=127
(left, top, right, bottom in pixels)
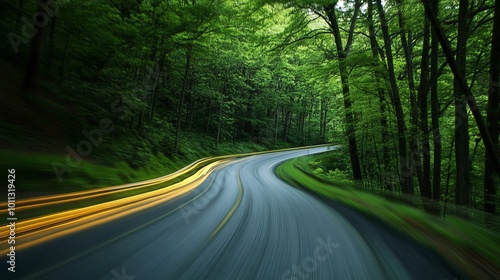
left=17, top=0, right=24, bottom=27
left=376, top=0, right=412, bottom=194
left=367, top=0, right=391, bottom=190
left=484, top=0, right=500, bottom=217
left=205, top=100, right=211, bottom=134
left=444, top=137, right=455, bottom=218
left=371, top=121, right=383, bottom=187
left=216, top=103, right=222, bottom=149
left=59, top=31, right=70, bottom=78
left=274, top=105, right=279, bottom=144
left=360, top=123, right=367, bottom=184
left=300, top=98, right=303, bottom=136
left=322, top=98, right=328, bottom=141
left=23, top=0, right=51, bottom=93
left=283, top=106, right=289, bottom=142
left=307, top=103, right=311, bottom=141
left=324, top=2, right=363, bottom=181
left=430, top=0, right=442, bottom=206
left=396, top=0, right=423, bottom=192
left=380, top=98, right=392, bottom=191
left=419, top=15, right=432, bottom=200
left=216, top=82, right=227, bottom=148
left=150, top=52, right=166, bottom=122
left=319, top=97, right=325, bottom=139
left=455, top=0, right=472, bottom=207
left=47, top=15, right=56, bottom=70
left=174, top=46, right=192, bottom=154
left=338, top=59, right=362, bottom=181
left=188, top=98, right=195, bottom=132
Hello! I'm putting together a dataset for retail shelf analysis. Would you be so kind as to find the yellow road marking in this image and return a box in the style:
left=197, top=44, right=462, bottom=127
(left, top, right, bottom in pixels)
left=210, top=171, right=243, bottom=238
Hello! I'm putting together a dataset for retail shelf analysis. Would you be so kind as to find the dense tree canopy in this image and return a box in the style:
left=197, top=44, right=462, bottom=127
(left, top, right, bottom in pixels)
left=1, top=0, right=498, bottom=222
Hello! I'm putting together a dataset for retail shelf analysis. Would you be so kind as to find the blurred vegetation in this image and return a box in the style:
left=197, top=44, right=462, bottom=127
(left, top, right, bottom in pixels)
left=276, top=153, right=500, bottom=278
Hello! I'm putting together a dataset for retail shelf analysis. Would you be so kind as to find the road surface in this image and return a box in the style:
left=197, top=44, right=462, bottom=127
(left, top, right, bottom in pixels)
left=6, top=147, right=461, bottom=279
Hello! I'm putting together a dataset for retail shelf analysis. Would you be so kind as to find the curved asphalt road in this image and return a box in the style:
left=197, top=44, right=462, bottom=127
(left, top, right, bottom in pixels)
left=7, top=147, right=461, bottom=280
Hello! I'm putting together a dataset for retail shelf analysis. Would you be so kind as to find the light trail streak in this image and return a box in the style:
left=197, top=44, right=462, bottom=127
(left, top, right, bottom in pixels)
left=0, top=160, right=226, bottom=255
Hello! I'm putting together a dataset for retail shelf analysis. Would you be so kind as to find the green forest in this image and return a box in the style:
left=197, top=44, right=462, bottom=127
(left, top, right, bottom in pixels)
left=1, top=0, right=499, bottom=225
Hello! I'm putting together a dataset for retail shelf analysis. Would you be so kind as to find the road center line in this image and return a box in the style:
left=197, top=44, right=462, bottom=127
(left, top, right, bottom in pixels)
left=210, top=170, right=243, bottom=239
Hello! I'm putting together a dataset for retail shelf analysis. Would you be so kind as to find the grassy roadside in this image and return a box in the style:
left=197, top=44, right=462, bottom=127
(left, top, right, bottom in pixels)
left=276, top=155, right=500, bottom=279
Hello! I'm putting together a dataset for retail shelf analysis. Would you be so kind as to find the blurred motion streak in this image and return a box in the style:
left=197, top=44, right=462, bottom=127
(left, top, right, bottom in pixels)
left=0, top=160, right=227, bottom=255
left=0, top=157, right=228, bottom=212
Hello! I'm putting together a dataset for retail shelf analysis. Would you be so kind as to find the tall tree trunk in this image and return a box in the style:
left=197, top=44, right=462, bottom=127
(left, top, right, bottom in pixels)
left=324, top=2, right=363, bottom=181
left=17, top=0, right=24, bottom=27
left=59, top=31, right=70, bottom=78
left=319, top=98, right=324, bottom=138
left=322, top=98, right=328, bottom=141
left=205, top=100, right=211, bottom=134
left=430, top=0, right=442, bottom=205
left=23, top=0, right=51, bottom=93
left=216, top=103, right=222, bottom=149
left=443, top=137, right=455, bottom=218
left=396, top=0, right=423, bottom=192
left=47, top=15, right=56, bottom=70
left=274, top=105, right=279, bottom=144
left=376, top=0, right=412, bottom=194
left=282, top=106, right=289, bottom=142
left=306, top=96, right=314, bottom=144
left=174, top=46, right=192, bottom=154
left=319, top=97, right=326, bottom=140
left=150, top=52, right=166, bottom=122
left=418, top=14, right=432, bottom=201
left=455, top=0, right=472, bottom=207
left=484, top=0, right=500, bottom=216
left=367, top=0, right=391, bottom=190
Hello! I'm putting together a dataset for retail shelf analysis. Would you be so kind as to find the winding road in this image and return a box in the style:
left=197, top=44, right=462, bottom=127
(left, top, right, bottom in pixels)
left=7, top=147, right=461, bottom=280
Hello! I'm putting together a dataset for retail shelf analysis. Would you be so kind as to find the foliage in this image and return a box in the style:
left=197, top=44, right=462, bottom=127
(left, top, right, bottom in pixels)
left=0, top=0, right=498, bottom=217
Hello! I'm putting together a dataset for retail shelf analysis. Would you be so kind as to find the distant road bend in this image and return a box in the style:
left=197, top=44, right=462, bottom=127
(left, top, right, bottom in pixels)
left=8, top=146, right=460, bottom=280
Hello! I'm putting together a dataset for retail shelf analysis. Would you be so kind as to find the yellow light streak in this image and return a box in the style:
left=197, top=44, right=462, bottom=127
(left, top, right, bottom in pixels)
left=0, top=160, right=226, bottom=255
left=0, top=157, right=223, bottom=212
